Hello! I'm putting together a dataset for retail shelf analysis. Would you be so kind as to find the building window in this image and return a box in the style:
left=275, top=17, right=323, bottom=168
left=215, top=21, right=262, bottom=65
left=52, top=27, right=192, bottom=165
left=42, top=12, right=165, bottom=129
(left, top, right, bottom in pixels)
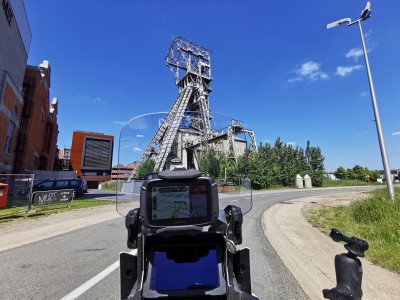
left=82, top=138, right=112, bottom=170
left=4, top=121, right=16, bottom=154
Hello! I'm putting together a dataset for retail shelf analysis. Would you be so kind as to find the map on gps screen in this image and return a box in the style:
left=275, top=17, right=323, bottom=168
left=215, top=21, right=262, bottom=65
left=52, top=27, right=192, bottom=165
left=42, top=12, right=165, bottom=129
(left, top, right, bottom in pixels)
left=151, top=185, right=207, bottom=220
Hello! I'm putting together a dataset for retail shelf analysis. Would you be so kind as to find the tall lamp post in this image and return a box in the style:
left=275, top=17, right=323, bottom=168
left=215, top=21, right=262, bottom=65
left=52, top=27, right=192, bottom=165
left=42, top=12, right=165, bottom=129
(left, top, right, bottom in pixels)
left=327, top=2, right=395, bottom=200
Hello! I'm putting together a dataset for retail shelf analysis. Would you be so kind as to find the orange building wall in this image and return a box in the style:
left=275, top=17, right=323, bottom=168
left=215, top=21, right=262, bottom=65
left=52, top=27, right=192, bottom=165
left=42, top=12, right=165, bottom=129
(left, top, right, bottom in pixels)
left=70, top=131, right=114, bottom=183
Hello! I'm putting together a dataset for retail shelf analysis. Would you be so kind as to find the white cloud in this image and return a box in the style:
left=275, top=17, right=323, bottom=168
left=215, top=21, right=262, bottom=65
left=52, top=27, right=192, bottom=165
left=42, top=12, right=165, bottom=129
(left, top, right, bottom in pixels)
left=346, top=48, right=364, bottom=61
left=298, top=61, right=319, bottom=76
left=114, top=121, right=128, bottom=126
left=336, top=65, right=362, bottom=77
left=133, top=147, right=142, bottom=151
left=78, top=94, right=106, bottom=104
left=287, top=77, right=302, bottom=83
left=136, top=134, right=144, bottom=138
left=286, top=142, right=296, bottom=146
left=359, top=91, right=369, bottom=97
left=319, top=73, right=329, bottom=80
left=288, top=61, right=329, bottom=82
left=392, top=132, right=400, bottom=136
left=364, top=30, right=372, bottom=40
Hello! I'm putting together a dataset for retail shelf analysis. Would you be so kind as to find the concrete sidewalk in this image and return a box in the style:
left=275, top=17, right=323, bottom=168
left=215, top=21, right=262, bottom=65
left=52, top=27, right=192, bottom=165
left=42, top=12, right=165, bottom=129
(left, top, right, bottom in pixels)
left=0, top=202, right=139, bottom=252
left=262, top=192, right=400, bottom=300
left=0, top=204, right=122, bottom=251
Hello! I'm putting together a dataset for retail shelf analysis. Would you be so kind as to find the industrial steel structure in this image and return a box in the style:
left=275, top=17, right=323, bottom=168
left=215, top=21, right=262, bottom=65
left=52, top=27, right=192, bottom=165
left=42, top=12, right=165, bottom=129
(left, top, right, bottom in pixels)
left=131, top=37, right=256, bottom=178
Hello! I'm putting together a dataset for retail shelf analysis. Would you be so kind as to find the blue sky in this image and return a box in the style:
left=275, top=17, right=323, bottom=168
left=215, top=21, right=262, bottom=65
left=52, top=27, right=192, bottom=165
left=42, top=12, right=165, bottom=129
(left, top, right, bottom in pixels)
left=24, top=1, right=400, bottom=172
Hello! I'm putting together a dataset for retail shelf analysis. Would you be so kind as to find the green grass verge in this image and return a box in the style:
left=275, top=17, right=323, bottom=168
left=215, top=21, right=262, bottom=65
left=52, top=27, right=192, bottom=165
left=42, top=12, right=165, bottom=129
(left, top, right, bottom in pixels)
left=101, top=181, right=121, bottom=192
left=0, top=199, right=114, bottom=224
left=306, top=188, right=400, bottom=274
left=321, top=178, right=371, bottom=187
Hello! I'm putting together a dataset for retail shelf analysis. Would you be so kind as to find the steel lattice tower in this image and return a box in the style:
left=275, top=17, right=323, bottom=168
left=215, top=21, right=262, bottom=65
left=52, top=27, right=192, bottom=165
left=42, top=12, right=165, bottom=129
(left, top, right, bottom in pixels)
left=131, top=37, right=257, bottom=178
left=132, top=37, right=213, bottom=175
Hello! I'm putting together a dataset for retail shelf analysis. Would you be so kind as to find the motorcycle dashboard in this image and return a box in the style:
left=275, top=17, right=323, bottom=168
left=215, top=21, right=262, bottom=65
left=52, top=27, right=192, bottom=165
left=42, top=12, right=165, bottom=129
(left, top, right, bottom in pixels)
left=141, top=178, right=215, bottom=227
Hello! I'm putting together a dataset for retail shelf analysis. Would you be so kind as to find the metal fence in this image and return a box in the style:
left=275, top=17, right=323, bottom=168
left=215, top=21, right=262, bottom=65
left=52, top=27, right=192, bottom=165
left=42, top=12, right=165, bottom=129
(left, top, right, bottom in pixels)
left=121, top=180, right=145, bottom=194
left=0, top=174, right=34, bottom=208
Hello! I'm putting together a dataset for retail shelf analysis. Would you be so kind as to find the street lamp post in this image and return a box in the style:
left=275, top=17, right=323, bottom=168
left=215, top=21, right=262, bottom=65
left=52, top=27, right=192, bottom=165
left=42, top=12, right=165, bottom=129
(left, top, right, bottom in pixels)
left=327, top=2, right=395, bottom=200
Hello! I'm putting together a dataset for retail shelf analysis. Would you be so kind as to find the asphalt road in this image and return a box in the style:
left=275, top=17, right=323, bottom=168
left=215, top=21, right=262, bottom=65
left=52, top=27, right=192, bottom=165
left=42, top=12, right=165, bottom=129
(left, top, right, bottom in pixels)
left=0, top=186, right=378, bottom=300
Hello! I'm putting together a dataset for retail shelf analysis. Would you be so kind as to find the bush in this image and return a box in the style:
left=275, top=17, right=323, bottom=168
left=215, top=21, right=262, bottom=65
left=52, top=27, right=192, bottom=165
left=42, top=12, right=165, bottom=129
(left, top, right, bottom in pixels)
left=101, top=181, right=121, bottom=191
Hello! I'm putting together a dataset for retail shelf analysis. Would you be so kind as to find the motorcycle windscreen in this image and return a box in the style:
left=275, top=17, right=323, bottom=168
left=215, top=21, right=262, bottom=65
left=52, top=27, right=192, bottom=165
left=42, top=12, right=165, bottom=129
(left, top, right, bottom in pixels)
left=117, top=112, right=255, bottom=218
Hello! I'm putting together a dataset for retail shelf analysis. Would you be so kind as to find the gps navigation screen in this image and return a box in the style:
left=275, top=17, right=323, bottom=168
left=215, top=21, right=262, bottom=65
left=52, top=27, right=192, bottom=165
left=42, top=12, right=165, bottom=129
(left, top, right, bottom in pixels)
left=151, top=185, right=208, bottom=220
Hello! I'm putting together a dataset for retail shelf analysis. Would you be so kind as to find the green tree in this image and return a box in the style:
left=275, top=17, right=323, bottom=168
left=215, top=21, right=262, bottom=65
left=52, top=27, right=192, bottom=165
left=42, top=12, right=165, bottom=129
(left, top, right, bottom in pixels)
left=233, top=138, right=326, bottom=189
left=199, top=152, right=210, bottom=176
left=225, top=163, right=237, bottom=183
left=346, top=168, right=356, bottom=180
left=334, top=166, right=347, bottom=179
left=137, top=159, right=156, bottom=178
left=259, top=141, right=282, bottom=188
left=305, top=141, right=325, bottom=187
left=249, top=153, right=263, bottom=189
left=364, top=167, right=371, bottom=177
left=199, top=149, right=221, bottom=179
left=237, top=152, right=251, bottom=179
left=295, top=147, right=309, bottom=177
left=208, top=149, right=220, bottom=179
left=370, top=170, right=381, bottom=182
left=280, top=143, right=291, bottom=186
left=218, top=154, right=228, bottom=180
left=353, top=165, right=366, bottom=181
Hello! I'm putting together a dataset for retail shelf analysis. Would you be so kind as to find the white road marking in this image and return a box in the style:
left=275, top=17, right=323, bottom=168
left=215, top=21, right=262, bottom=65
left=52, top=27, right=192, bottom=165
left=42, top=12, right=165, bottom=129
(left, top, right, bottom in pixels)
left=60, top=249, right=137, bottom=300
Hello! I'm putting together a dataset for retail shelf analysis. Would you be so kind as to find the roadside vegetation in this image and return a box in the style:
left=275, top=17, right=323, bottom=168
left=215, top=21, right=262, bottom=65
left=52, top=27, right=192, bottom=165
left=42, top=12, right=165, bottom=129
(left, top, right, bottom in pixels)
left=333, top=165, right=381, bottom=182
left=101, top=181, right=120, bottom=191
left=306, top=187, right=400, bottom=274
left=323, top=164, right=387, bottom=187
left=321, top=178, right=373, bottom=187
left=0, top=199, right=114, bottom=224
left=192, top=138, right=325, bottom=189
left=134, top=138, right=325, bottom=189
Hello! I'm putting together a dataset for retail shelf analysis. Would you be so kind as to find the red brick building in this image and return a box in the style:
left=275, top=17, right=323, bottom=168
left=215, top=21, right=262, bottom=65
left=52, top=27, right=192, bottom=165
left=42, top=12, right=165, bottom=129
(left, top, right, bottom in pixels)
left=1, top=2, right=58, bottom=174
left=13, top=61, right=59, bottom=173
left=0, top=78, right=24, bottom=173
left=70, top=131, right=114, bottom=188
left=111, top=162, right=137, bottom=181
left=0, top=0, right=31, bottom=173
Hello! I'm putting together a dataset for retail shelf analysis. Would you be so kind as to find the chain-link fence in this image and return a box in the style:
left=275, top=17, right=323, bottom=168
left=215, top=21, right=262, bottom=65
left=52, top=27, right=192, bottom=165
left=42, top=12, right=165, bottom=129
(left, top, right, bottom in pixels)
left=0, top=174, right=34, bottom=209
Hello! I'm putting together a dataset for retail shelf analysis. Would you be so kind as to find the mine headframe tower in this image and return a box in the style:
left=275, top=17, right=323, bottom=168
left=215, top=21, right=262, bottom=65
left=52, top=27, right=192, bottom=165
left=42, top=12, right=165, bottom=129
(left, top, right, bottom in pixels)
left=129, top=37, right=258, bottom=180
left=132, top=37, right=213, bottom=177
